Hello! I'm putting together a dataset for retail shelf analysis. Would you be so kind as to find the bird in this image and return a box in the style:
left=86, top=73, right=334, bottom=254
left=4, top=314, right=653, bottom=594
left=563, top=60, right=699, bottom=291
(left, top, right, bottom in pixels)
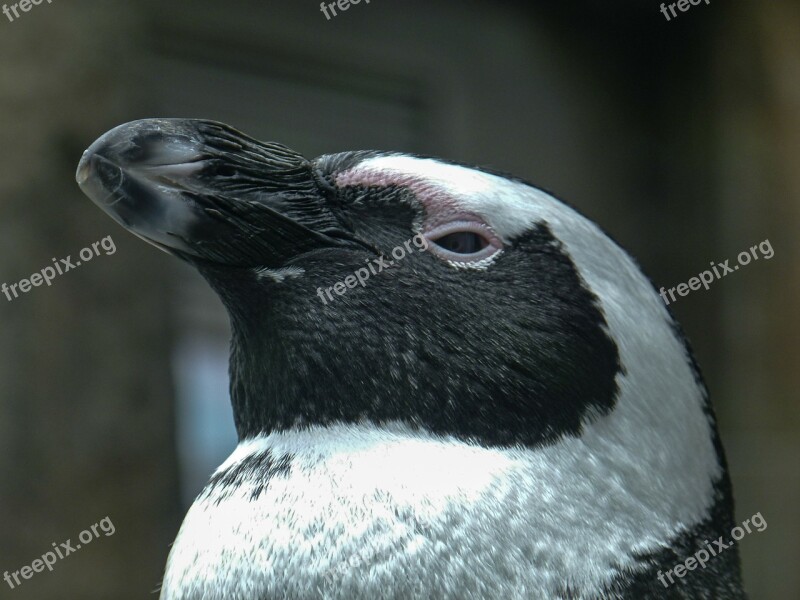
left=76, top=118, right=745, bottom=599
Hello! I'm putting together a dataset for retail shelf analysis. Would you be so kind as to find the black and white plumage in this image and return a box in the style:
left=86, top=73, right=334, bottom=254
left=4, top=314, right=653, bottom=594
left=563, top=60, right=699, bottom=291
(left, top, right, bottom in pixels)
left=76, top=119, right=745, bottom=599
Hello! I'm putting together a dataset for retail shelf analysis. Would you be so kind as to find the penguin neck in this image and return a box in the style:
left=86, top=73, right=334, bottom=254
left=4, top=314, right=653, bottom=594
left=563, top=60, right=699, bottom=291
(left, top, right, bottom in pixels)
left=226, top=316, right=375, bottom=440
left=228, top=326, right=296, bottom=440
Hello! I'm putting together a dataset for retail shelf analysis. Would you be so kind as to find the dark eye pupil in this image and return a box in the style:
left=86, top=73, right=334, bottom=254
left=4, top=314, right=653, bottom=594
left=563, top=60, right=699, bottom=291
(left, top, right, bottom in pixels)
left=434, top=231, right=489, bottom=254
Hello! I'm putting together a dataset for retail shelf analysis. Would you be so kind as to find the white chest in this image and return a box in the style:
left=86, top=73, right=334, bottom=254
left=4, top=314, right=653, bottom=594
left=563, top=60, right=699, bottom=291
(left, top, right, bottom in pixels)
left=159, top=423, right=712, bottom=600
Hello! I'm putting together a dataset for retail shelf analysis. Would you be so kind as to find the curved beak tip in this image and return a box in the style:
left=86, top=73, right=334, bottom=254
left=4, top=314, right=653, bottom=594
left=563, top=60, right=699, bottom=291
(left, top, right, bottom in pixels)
left=76, top=151, right=92, bottom=186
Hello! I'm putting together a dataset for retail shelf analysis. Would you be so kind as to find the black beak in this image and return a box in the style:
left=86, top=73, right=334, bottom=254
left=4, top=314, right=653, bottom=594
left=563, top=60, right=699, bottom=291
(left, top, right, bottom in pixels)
left=76, top=118, right=357, bottom=267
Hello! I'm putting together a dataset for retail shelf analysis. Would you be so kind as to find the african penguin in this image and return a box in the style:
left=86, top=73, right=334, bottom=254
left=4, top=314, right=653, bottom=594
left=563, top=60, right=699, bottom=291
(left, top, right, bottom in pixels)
left=76, top=119, right=745, bottom=599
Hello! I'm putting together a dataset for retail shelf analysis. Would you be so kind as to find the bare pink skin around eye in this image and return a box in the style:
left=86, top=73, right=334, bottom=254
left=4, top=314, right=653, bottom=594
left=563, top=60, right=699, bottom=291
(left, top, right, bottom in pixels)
left=334, top=165, right=500, bottom=238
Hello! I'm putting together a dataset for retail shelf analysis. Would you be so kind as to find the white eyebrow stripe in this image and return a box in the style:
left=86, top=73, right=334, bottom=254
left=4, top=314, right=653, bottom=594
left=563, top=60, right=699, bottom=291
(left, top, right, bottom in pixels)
left=336, top=155, right=544, bottom=242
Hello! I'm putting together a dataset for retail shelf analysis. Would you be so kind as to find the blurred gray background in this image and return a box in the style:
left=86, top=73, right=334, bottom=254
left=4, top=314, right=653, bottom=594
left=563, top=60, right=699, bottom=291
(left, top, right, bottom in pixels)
left=0, top=0, right=797, bottom=598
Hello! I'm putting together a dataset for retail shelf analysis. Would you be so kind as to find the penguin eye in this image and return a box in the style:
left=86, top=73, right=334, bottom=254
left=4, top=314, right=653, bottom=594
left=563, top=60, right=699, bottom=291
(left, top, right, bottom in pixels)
left=425, top=220, right=503, bottom=264
left=434, top=231, right=488, bottom=254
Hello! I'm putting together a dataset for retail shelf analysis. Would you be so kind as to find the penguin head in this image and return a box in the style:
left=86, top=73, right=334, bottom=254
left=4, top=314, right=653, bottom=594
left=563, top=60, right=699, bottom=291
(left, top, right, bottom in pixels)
left=76, top=118, right=628, bottom=447
left=75, top=118, right=719, bottom=472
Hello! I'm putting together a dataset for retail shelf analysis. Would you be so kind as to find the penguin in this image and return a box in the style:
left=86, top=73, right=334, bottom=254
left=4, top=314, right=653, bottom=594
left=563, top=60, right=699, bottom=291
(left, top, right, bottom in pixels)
left=76, top=118, right=746, bottom=599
